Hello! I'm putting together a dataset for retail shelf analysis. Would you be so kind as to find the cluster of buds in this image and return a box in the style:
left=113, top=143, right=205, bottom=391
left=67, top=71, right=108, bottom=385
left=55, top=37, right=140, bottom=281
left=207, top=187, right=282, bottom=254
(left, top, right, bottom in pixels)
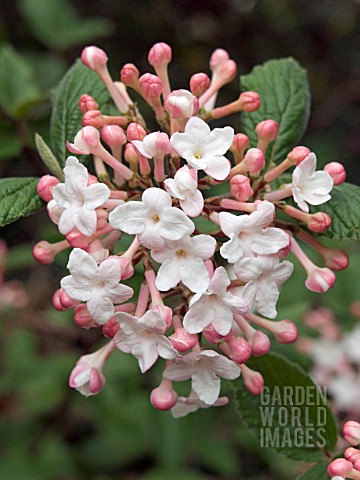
left=33, top=42, right=347, bottom=417
left=297, top=305, right=360, bottom=416
left=328, top=421, right=360, bottom=479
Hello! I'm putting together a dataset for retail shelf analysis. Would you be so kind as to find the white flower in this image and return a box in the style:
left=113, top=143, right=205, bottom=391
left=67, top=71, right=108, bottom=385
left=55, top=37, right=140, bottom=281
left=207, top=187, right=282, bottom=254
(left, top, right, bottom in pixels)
left=109, top=187, right=194, bottom=249
left=132, top=132, right=171, bottom=158
left=163, top=350, right=241, bottom=405
left=114, top=311, right=177, bottom=372
left=170, top=116, right=234, bottom=180
left=233, top=256, right=293, bottom=318
left=219, top=201, right=289, bottom=263
left=165, top=89, right=197, bottom=119
left=342, top=325, right=360, bottom=365
left=292, top=153, right=333, bottom=213
left=151, top=234, right=216, bottom=293
left=164, top=165, right=204, bottom=217
left=52, top=156, right=110, bottom=236
left=183, top=266, right=248, bottom=335
left=171, top=390, right=229, bottom=418
left=61, top=249, right=133, bottom=324
left=329, top=371, right=360, bottom=412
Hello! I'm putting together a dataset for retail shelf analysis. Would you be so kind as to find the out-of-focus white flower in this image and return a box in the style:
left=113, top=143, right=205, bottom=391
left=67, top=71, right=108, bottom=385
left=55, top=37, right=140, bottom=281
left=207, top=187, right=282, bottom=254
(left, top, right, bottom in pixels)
left=171, top=390, right=229, bottom=418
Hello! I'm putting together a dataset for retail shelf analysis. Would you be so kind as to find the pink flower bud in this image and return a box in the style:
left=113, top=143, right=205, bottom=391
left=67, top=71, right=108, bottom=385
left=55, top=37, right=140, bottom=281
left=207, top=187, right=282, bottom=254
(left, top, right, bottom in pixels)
left=127, top=122, right=146, bottom=141
left=287, top=146, right=311, bottom=165
left=230, top=175, right=254, bottom=201
left=82, top=110, right=104, bottom=128
left=345, top=447, right=360, bottom=461
left=241, top=364, right=264, bottom=395
left=59, top=288, right=79, bottom=309
left=239, top=91, right=261, bottom=112
left=74, top=304, right=98, bottom=329
left=255, top=119, right=278, bottom=141
left=323, top=248, right=349, bottom=271
left=228, top=337, right=252, bottom=364
left=120, top=63, right=139, bottom=86
left=272, top=319, right=298, bottom=344
left=344, top=421, right=360, bottom=446
left=217, top=59, right=237, bottom=85
left=251, top=330, right=271, bottom=356
left=81, top=46, right=108, bottom=71
left=327, top=458, right=353, bottom=477
left=100, top=125, right=126, bottom=149
left=78, top=94, right=99, bottom=114
left=68, top=125, right=100, bottom=155
left=150, top=379, right=178, bottom=411
left=203, top=324, right=232, bottom=344
left=243, top=148, right=265, bottom=175
left=37, top=175, right=60, bottom=202
left=33, top=241, right=56, bottom=264
left=305, top=267, right=336, bottom=293
left=324, top=162, right=346, bottom=186
left=164, top=89, right=198, bottom=119
left=209, top=48, right=229, bottom=71
left=102, top=317, right=120, bottom=338
left=66, top=230, right=91, bottom=248
left=307, top=212, right=332, bottom=233
left=148, top=42, right=172, bottom=67
left=124, top=143, right=139, bottom=168
left=190, top=73, right=211, bottom=98
left=139, top=73, right=163, bottom=99
left=169, top=327, right=198, bottom=352
left=52, top=289, right=67, bottom=311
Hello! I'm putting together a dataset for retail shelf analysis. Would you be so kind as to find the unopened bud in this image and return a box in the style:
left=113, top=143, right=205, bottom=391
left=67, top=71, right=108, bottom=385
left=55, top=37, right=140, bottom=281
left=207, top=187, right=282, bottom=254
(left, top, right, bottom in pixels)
left=307, top=212, right=332, bottom=233
left=251, top=330, right=271, bottom=356
left=243, top=148, right=265, bottom=175
left=343, top=421, right=360, bottom=446
left=241, top=364, right=264, bottom=395
left=81, top=46, right=108, bottom=71
left=78, top=94, right=99, bottom=114
left=324, top=162, right=346, bottom=186
left=74, top=304, right=98, bottom=329
left=209, top=48, right=229, bottom=71
left=230, top=175, right=253, bottom=201
left=227, top=336, right=252, bottom=364
left=164, top=89, right=198, bottom=119
left=190, top=73, right=211, bottom=98
left=287, top=146, right=311, bottom=165
left=101, top=125, right=126, bottom=149
left=169, top=327, right=198, bottom=352
left=327, top=458, right=353, bottom=478
left=127, top=122, right=146, bottom=141
left=148, top=42, right=172, bottom=67
left=102, top=317, right=120, bottom=338
left=37, top=175, right=60, bottom=202
left=120, top=63, right=140, bottom=87
left=150, top=379, right=178, bottom=411
left=239, top=91, right=261, bottom=112
left=305, top=266, right=336, bottom=293
left=139, top=73, right=163, bottom=99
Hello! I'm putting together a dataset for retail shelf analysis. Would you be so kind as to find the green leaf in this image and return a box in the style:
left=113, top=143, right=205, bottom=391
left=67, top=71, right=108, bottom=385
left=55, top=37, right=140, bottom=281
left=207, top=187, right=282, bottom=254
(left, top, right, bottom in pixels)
left=241, top=58, right=310, bottom=167
left=0, top=177, right=43, bottom=227
left=50, top=59, right=110, bottom=167
left=311, top=183, right=360, bottom=241
left=233, top=352, right=337, bottom=462
left=296, top=460, right=330, bottom=480
left=0, top=45, right=43, bottom=119
left=35, top=133, right=64, bottom=180
left=19, top=0, right=113, bottom=51
left=0, top=126, right=22, bottom=159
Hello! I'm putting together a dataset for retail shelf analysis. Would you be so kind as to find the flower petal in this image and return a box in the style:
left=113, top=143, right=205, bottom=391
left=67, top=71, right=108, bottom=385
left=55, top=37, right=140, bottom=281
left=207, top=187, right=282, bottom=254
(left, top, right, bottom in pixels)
left=109, top=201, right=146, bottom=234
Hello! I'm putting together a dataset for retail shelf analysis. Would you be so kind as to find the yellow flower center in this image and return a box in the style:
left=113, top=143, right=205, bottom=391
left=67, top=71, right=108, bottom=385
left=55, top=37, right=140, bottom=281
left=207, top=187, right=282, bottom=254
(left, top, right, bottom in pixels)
left=152, top=214, right=160, bottom=223
left=176, top=248, right=187, bottom=257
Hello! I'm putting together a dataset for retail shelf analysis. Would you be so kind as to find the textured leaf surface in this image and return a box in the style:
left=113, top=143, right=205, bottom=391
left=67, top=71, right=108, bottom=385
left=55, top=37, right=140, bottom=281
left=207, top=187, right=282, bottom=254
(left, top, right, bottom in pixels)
left=233, top=352, right=337, bottom=462
left=0, top=178, right=43, bottom=227
left=296, top=460, right=330, bottom=480
left=241, top=58, right=310, bottom=166
left=312, top=183, right=360, bottom=241
left=35, top=133, right=64, bottom=180
left=50, top=60, right=110, bottom=167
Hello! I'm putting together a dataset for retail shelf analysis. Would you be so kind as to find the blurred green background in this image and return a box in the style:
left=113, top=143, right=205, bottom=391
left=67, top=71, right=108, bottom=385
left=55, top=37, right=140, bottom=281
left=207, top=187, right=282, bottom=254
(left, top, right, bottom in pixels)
left=0, top=0, right=360, bottom=478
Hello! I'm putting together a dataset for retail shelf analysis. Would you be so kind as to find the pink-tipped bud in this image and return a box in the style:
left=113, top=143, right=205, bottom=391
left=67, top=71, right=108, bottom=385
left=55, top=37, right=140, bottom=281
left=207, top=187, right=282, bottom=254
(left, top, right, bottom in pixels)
left=78, top=94, right=99, bottom=114
left=124, top=143, right=139, bottom=168
left=344, top=421, right=360, bottom=446
left=287, top=146, right=311, bottom=165
left=139, top=73, right=163, bottom=99
left=120, top=63, right=140, bottom=86
left=102, top=317, right=120, bottom=338
left=67, top=125, right=100, bottom=155
left=255, top=119, right=278, bottom=141
left=33, top=241, right=56, bottom=264
left=52, top=289, right=67, bottom=311
left=272, top=320, right=298, bottom=344
left=81, top=46, right=108, bottom=71
left=82, top=110, right=104, bottom=128
left=164, top=89, right=198, bottom=119
left=230, top=175, right=254, bottom=201
left=58, top=288, right=79, bottom=309
left=190, top=73, right=211, bottom=98
left=37, top=175, right=60, bottom=202
left=305, top=267, right=336, bottom=293
left=209, top=48, right=230, bottom=71
left=277, top=236, right=292, bottom=258
left=241, top=365, right=264, bottom=395
left=148, top=42, right=172, bottom=67
left=251, top=330, right=271, bottom=356
left=324, top=162, right=346, bottom=186
left=327, top=458, right=353, bottom=477
left=243, top=148, right=265, bottom=175
left=169, top=327, right=198, bottom=352
left=239, top=91, right=261, bottom=112
left=324, top=248, right=349, bottom=271
left=203, top=324, right=232, bottom=344
left=307, top=212, right=332, bottom=233
left=345, top=447, right=360, bottom=461
left=101, top=125, right=126, bottom=149
left=228, top=337, right=252, bottom=364
left=126, top=122, right=147, bottom=141
left=74, top=304, right=98, bottom=329
left=150, top=379, right=178, bottom=411
left=230, top=133, right=250, bottom=154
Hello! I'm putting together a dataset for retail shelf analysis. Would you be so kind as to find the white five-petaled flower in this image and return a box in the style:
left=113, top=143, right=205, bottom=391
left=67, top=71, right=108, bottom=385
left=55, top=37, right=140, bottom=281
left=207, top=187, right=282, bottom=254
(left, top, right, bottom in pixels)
left=131, top=131, right=171, bottom=158
left=151, top=234, right=216, bottom=293
left=114, top=310, right=177, bottom=372
left=163, top=350, right=241, bottom=405
left=292, top=153, right=333, bottom=213
left=164, top=165, right=204, bottom=217
left=61, top=248, right=133, bottom=324
left=171, top=390, right=229, bottom=418
left=233, top=256, right=293, bottom=319
left=170, top=116, right=234, bottom=180
left=219, top=201, right=289, bottom=263
left=52, top=156, right=110, bottom=236
left=109, top=187, right=194, bottom=249
left=183, top=266, right=248, bottom=335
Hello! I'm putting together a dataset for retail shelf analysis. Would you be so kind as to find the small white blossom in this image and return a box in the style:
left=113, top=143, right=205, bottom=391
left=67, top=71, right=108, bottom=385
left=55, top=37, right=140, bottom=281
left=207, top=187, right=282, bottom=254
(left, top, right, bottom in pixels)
left=109, top=187, right=194, bottom=249
left=292, top=153, right=333, bottom=212
left=219, top=201, right=289, bottom=263
left=171, top=390, right=229, bottom=418
left=164, top=165, right=204, bottom=217
left=114, top=311, right=177, bottom=372
left=170, top=116, right=234, bottom=180
left=52, top=156, right=110, bottom=236
left=61, top=249, right=133, bottom=324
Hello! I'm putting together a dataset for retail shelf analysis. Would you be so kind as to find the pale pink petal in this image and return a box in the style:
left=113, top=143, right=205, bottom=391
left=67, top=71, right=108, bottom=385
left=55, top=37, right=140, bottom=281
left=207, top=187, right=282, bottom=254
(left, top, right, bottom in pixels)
left=142, top=187, right=172, bottom=213
left=164, top=178, right=185, bottom=200
left=203, top=156, right=231, bottom=181
left=105, top=283, right=134, bottom=304
left=192, top=368, right=220, bottom=405
left=87, top=295, right=114, bottom=324
left=207, top=266, right=230, bottom=296
left=188, top=234, right=216, bottom=260
left=156, top=260, right=181, bottom=291
left=219, top=212, right=242, bottom=237
left=67, top=248, right=98, bottom=282
left=255, top=281, right=279, bottom=318
left=179, top=189, right=204, bottom=217
left=109, top=202, right=146, bottom=234
left=84, top=183, right=110, bottom=209
left=220, top=234, right=243, bottom=263
left=170, top=132, right=195, bottom=156
left=203, top=126, right=234, bottom=156
left=212, top=355, right=241, bottom=379
left=138, top=310, right=166, bottom=334
left=179, top=258, right=210, bottom=292
left=164, top=363, right=195, bottom=382
left=160, top=207, right=195, bottom=240
left=61, top=275, right=92, bottom=301
left=251, top=228, right=289, bottom=255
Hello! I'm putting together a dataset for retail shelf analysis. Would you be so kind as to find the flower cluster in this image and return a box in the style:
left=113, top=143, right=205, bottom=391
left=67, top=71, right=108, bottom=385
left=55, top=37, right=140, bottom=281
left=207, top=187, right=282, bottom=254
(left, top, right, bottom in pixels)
left=328, top=420, right=360, bottom=480
left=33, top=42, right=348, bottom=416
